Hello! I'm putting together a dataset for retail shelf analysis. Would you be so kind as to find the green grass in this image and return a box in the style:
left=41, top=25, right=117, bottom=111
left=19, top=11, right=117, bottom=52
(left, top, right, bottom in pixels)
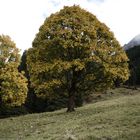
left=0, top=88, right=140, bottom=140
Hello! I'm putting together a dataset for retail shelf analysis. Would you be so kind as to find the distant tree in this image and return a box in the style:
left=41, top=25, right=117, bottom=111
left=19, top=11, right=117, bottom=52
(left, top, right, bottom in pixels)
left=126, top=45, right=140, bottom=86
left=27, top=6, right=129, bottom=112
left=18, top=50, right=29, bottom=78
left=0, top=35, right=28, bottom=111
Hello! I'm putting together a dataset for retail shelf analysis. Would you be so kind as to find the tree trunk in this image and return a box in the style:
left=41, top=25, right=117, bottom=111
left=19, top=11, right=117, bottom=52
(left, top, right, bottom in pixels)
left=67, top=93, right=75, bottom=112
left=66, top=69, right=76, bottom=112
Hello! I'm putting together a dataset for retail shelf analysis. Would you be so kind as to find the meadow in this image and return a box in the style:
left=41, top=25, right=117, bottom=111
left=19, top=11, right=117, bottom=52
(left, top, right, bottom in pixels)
left=0, top=88, right=140, bottom=140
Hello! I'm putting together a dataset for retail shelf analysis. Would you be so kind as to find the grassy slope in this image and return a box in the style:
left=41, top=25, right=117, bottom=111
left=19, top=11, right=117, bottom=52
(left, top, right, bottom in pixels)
left=0, top=88, right=140, bottom=140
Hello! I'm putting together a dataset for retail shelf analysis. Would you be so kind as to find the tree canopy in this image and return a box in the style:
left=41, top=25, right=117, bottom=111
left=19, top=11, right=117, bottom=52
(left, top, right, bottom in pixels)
left=27, top=5, right=129, bottom=112
left=0, top=35, right=28, bottom=110
left=0, top=63, right=28, bottom=107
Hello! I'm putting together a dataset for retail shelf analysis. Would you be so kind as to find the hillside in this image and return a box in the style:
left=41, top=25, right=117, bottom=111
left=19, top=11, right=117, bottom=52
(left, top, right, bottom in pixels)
left=0, top=88, right=140, bottom=140
left=124, top=34, right=140, bottom=50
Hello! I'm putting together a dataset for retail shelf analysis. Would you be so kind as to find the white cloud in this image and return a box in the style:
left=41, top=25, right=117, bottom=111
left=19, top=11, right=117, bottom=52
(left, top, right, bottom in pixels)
left=0, top=0, right=140, bottom=53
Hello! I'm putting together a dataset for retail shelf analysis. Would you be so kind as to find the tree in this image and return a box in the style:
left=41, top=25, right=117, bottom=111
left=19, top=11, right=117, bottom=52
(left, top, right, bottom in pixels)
left=27, top=6, right=129, bottom=112
left=0, top=35, right=28, bottom=111
left=126, top=45, right=140, bottom=87
left=0, top=35, right=20, bottom=68
left=18, top=50, right=30, bottom=79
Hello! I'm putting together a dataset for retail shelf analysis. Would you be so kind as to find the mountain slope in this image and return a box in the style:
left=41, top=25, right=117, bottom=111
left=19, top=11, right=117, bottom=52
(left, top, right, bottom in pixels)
left=124, top=34, right=140, bottom=50
left=0, top=88, right=140, bottom=140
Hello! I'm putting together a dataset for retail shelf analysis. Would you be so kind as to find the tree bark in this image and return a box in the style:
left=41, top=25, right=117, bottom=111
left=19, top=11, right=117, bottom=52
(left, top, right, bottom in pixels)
left=67, top=92, right=75, bottom=112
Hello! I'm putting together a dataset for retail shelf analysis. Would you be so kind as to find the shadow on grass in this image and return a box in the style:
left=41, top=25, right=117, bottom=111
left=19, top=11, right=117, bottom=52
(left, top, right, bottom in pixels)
left=0, top=106, right=28, bottom=119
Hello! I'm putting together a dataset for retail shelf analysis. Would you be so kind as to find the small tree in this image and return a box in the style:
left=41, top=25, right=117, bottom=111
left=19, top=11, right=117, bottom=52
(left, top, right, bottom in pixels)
left=0, top=35, right=28, bottom=110
left=27, top=6, right=129, bottom=112
left=18, top=50, right=29, bottom=79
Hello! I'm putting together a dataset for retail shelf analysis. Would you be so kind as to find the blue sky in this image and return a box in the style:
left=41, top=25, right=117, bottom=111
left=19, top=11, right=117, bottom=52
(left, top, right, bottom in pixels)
left=0, top=0, right=140, bottom=53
